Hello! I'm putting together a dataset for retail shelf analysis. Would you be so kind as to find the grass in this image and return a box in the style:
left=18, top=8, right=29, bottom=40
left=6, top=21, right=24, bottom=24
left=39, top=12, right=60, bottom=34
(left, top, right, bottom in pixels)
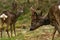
left=0, top=9, right=60, bottom=40
left=0, top=8, right=60, bottom=40
left=0, top=0, right=59, bottom=40
left=0, top=23, right=60, bottom=40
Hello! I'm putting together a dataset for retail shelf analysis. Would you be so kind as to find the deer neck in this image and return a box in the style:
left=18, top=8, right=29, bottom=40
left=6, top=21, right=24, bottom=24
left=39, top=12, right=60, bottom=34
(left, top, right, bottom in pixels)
left=15, top=12, right=20, bottom=18
left=15, top=11, right=23, bottom=18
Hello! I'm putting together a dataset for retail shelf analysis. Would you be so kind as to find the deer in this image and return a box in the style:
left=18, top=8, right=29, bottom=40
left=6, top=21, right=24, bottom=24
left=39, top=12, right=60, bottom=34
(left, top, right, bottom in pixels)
left=0, top=0, right=23, bottom=37
left=0, top=7, right=23, bottom=37
left=30, top=3, right=60, bottom=40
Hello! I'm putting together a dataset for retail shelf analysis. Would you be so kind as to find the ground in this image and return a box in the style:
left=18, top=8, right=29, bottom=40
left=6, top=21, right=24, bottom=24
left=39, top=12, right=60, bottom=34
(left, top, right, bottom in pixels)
left=0, top=24, right=60, bottom=40
left=0, top=13, right=60, bottom=40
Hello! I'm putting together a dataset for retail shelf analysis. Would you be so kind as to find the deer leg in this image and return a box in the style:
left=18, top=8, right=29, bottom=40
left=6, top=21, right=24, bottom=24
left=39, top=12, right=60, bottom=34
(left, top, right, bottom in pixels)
left=1, top=30, right=2, bottom=38
left=6, top=24, right=10, bottom=37
left=52, top=27, right=57, bottom=40
left=10, top=24, right=13, bottom=37
left=13, top=23, right=16, bottom=36
left=1, top=23, right=4, bottom=38
left=1, top=29, right=3, bottom=38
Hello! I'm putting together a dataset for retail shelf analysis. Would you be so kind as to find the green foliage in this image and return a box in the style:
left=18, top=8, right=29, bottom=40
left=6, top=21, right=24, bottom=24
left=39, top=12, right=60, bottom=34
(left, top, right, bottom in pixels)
left=0, top=0, right=60, bottom=40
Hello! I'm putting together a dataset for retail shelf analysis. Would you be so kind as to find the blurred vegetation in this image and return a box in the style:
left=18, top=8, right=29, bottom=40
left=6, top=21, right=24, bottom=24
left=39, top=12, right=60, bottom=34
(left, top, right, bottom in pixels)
left=0, top=0, right=60, bottom=40
left=0, top=0, right=58, bottom=14
left=0, top=0, right=58, bottom=20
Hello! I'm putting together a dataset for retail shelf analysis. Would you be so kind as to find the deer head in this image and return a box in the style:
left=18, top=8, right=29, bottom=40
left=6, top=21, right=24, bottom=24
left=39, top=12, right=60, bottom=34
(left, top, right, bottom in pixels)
left=30, top=10, right=50, bottom=31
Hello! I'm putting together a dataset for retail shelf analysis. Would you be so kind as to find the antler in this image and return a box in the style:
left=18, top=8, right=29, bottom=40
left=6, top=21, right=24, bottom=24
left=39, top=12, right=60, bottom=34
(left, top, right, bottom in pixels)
left=41, top=13, right=48, bottom=20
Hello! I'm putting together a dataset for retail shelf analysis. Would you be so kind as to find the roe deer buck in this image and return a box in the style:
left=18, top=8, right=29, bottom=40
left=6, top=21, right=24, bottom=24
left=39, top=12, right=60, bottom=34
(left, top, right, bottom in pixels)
left=30, top=3, right=60, bottom=40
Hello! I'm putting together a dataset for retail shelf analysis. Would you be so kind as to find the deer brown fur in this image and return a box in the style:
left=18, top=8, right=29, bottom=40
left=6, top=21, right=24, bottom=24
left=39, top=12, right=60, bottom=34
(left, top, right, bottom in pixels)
left=0, top=7, right=23, bottom=37
left=30, top=3, right=60, bottom=40
left=0, top=1, right=23, bottom=37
